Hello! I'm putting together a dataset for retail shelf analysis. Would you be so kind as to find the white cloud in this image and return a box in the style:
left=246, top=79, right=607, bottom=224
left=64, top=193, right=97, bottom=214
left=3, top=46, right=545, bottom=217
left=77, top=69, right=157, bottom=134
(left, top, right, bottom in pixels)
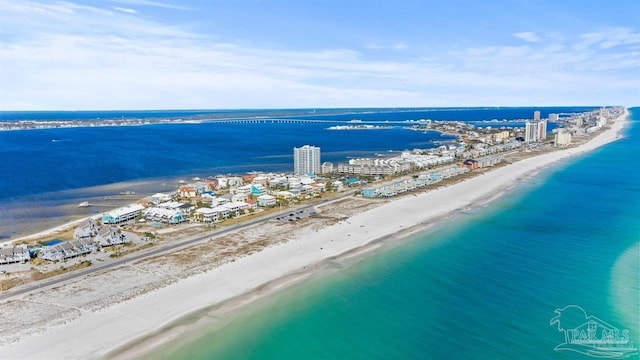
left=0, top=0, right=638, bottom=109
left=513, top=32, right=541, bottom=43
left=113, top=6, right=137, bottom=14
left=110, top=0, right=189, bottom=11
left=366, top=42, right=408, bottom=51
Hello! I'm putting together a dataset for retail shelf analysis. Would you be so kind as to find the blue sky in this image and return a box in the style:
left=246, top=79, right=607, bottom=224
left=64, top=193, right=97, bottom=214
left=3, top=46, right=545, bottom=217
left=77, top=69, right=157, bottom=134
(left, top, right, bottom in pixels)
left=0, top=0, right=638, bottom=110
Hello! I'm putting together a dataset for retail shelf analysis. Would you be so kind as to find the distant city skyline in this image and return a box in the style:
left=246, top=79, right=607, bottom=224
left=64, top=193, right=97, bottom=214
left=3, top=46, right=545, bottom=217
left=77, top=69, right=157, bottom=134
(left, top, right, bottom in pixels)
left=0, top=0, right=639, bottom=110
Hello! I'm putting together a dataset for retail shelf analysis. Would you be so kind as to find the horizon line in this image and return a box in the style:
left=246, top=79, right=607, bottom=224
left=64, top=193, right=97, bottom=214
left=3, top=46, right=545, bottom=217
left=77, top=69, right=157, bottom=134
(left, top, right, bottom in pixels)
left=0, top=105, right=625, bottom=113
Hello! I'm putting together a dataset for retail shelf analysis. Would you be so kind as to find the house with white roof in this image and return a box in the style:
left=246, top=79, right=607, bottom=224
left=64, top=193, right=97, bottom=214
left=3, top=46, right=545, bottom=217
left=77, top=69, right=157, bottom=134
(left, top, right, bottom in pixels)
left=251, top=184, right=266, bottom=196
left=193, top=207, right=221, bottom=223
left=257, top=194, right=276, bottom=207
left=144, top=207, right=185, bottom=224
left=234, top=184, right=253, bottom=195
left=102, top=204, right=145, bottom=224
left=252, top=176, right=269, bottom=185
left=275, top=191, right=294, bottom=200
left=301, top=184, right=315, bottom=194
left=96, top=226, right=127, bottom=247
left=150, top=193, right=172, bottom=205
left=300, top=176, right=316, bottom=185
left=158, top=201, right=184, bottom=209
left=222, top=202, right=250, bottom=217
left=41, top=239, right=96, bottom=262
left=232, top=192, right=249, bottom=203
left=74, top=219, right=98, bottom=239
left=0, top=245, right=30, bottom=265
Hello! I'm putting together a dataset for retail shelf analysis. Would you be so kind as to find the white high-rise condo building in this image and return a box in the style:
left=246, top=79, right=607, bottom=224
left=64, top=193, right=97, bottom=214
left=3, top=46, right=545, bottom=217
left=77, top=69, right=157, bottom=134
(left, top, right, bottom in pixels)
left=294, top=145, right=321, bottom=176
left=537, top=119, right=548, bottom=140
left=525, top=122, right=539, bottom=143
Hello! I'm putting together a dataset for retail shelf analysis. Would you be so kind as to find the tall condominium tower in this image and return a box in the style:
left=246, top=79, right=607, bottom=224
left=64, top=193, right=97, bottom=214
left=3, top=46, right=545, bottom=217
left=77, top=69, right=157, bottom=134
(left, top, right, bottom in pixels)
left=537, top=119, right=548, bottom=140
left=294, top=145, right=321, bottom=176
left=534, top=110, right=541, bottom=122
left=525, top=121, right=539, bottom=142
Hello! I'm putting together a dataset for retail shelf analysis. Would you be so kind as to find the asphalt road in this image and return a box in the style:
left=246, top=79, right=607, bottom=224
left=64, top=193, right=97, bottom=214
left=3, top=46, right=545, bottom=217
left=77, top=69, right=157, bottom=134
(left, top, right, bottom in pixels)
left=0, top=193, right=353, bottom=302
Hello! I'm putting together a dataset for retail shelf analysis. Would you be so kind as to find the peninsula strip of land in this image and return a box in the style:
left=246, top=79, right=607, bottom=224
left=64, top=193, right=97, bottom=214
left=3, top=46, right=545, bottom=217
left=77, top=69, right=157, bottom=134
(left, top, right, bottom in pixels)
left=0, top=109, right=629, bottom=359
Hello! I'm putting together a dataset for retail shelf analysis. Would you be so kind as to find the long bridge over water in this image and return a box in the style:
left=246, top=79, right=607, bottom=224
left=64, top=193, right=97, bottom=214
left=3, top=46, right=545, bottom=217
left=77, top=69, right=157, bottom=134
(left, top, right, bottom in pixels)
left=201, top=118, right=337, bottom=124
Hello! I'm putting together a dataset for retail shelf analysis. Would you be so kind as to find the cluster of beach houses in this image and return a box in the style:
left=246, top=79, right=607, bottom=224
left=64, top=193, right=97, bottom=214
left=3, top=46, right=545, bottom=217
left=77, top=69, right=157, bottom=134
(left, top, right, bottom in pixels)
left=97, top=174, right=330, bottom=227
left=362, top=165, right=470, bottom=198
left=0, top=174, right=336, bottom=266
left=0, top=244, right=30, bottom=265
left=323, top=139, right=516, bottom=179
left=0, top=219, right=133, bottom=265
left=39, top=219, right=129, bottom=262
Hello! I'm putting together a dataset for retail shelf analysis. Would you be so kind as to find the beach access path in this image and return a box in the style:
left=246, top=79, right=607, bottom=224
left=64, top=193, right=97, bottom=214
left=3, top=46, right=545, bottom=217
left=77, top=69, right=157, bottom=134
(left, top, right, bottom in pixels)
left=0, top=110, right=629, bottom=360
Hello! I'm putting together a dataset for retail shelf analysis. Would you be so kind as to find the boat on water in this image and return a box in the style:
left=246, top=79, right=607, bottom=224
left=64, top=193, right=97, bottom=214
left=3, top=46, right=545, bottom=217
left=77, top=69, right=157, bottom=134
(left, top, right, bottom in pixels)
left=77, top=201, right=91, bottom=208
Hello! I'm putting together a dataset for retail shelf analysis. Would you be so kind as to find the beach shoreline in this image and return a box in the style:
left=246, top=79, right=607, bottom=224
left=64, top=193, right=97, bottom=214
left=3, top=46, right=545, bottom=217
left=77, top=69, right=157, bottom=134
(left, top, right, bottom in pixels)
left=0, top=110, right=629, bottom=359
left=119, top=110, right=632, bottom=359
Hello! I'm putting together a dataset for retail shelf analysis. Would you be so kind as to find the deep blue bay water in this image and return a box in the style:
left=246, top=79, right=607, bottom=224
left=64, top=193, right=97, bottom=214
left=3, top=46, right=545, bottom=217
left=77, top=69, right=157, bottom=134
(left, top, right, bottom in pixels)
left=0, top=107, right=583, bottom=240
left=144, top=108, right=639, bottom=359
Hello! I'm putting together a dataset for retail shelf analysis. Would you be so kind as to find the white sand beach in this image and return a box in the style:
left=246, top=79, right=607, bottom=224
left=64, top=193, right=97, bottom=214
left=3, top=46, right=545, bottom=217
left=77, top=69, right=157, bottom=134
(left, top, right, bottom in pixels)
left=0, top=110, right=629, bottom=359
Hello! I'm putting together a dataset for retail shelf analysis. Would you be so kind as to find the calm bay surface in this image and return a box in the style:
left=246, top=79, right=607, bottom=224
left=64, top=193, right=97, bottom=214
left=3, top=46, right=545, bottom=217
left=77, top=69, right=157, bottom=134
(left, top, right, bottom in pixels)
left=0, top=107, right=577, bottom=240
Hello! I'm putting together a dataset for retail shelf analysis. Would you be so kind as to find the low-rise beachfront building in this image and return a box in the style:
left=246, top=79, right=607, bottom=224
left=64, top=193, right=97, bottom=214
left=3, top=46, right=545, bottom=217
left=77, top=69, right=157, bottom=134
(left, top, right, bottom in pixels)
left=41, top=239, right=96, bottom=262
left=288, top=188, right=302, bottom=197
left=191, top=181, right=210, bottom=194
left=143, top=207, right=186, bottom=224
left=150, top=193, right=172, bottom=205
left=250, top=184, right=267, bottom=196
left=251, top=176, right=269, bottom=186
left=206, top=179, right=219, bottom=190
left=102, top=204, right=145, bottom=225
left=95, top=226, right=127, bottom=247
left=0, top=245, right=30, bottom=265
left=275, top=191, right=294, bottom=201
left=301, top=184, right=315, bottom=194
left=178, top=203, right=195, bottom=216
left=321, top=162, right=334, bottom=174
left=257, top=194, right=277, bottom=207
left=362, top=165, right=469, bottom=198
left=331, top=181, right=345, bottom=192
left=336, top=158, right=411, bottom=176
left=457, top=140, right=521, bottom=159
left=476, top=155, right=502, bottom=168
left=401, top=152, right=455, bottom=169
left=215, top=197, right=231, bottom=206
left=193, top=207, right=222, bottom=223
left=269, top=177, right=289, bottom=189
left=231, top=193, right=249, bottom=203
left=555, top=129, right=572, bottom=147
left=201, top=191, right=216, bottom=201
left=74, top=219, right=98, bottom=239
left=222, top=202, right=251, bottom=217
left=178, top=186, right=197, bottom=198
left=492, top=131, right=511, bottom=142
left=233, top=184, right=252, bottom=195
left=157, top=201, right=183, bottom=210
left=212, top=206, right=231, bottom=219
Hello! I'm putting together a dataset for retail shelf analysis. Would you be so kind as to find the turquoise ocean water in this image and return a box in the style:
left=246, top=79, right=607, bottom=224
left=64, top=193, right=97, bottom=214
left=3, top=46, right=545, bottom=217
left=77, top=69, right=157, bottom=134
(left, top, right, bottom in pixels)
left=148, top=109, right=639, bottom=359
